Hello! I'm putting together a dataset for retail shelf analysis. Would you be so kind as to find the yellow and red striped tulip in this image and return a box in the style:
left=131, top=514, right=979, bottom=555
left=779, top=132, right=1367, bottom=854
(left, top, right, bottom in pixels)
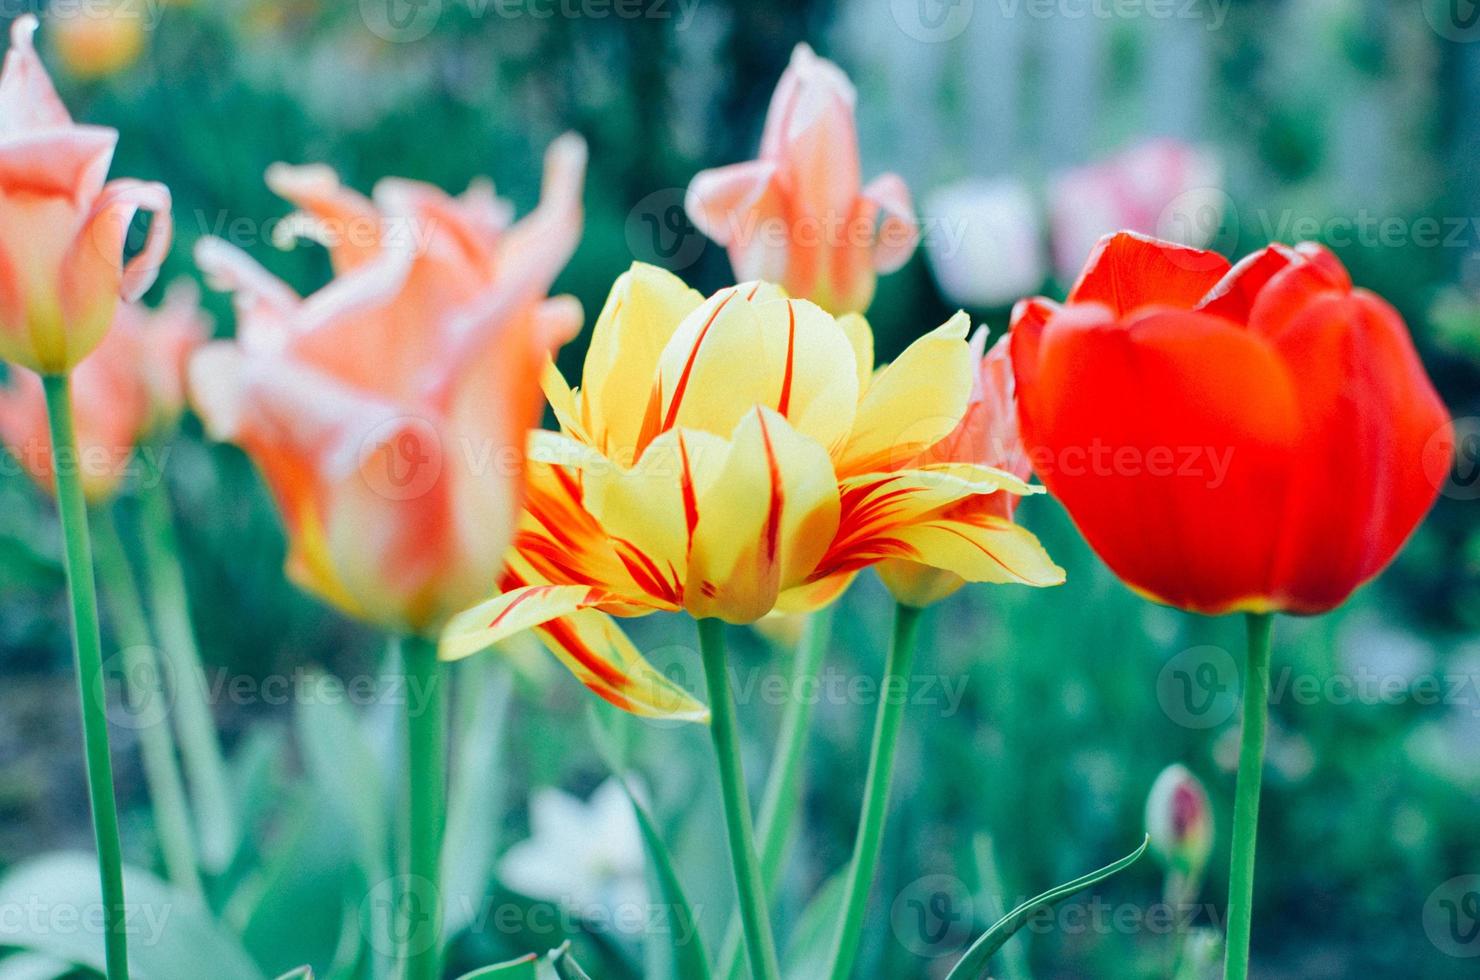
left=876, top=327, right=1033, bottom=607
left=0, top=15, right=171, bottom=375
left=441, top=263, right=1065, bottom=721
left=0, top=281, right=209, bottom=501
left=189, top=135, right=586, bottom=636
left=685, top=44, right=917, bottom=315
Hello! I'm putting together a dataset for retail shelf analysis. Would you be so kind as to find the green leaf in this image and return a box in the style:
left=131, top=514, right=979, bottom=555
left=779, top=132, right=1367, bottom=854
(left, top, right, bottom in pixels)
left=945, top=836, right=1150, bottom=980
left=456, top=954, right=539, bottom=979
left=782, top=872, right=847, bottom=980
left=441, top=659, right=513, bottom=942
left=0, top=853, right=266, bottom=980
left=0, top=952, right=74, bottom=980
left=272, top=969, right=314, bottom=980
left=549, top=942, right=595, bottom=980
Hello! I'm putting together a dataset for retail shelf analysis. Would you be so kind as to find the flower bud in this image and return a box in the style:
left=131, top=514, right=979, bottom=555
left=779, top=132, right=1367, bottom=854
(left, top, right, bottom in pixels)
left=1145, top=763, right=1214, bottom=880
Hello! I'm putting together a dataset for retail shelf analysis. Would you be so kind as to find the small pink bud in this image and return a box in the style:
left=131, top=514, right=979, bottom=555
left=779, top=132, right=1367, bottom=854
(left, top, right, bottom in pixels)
left=1145, top=764, right=1214, bottom=879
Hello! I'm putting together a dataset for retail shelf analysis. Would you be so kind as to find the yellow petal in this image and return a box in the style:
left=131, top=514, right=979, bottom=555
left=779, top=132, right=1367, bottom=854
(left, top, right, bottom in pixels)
left=541, top=358, right=592, bottom=443
left=650, top=288, right=774, bottom=444
left=835, top=311, right=974, bottom=475
left=836, top=312, right=875, bottom=392
left=884, top=511, right=1065, bottom=587
left=875, top=561, right=965, bottom=608
left=776, top=571, right=857, bottom=613
left=582, top=263, right=705, bottom=458
left=685, top=408, right=840, bottom=623
left=440, top=584, right=709, bottom=722
left=750, top=297, right=859, bottom=452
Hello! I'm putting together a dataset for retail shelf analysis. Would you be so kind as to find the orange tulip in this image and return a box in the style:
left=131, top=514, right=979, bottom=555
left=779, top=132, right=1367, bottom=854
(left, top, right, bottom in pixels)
left=877, top=327, right=1033, bottom=607
left=189, top=136, right=586, bottom=636
left=1011, top=232, right=1452, bottom=615
left=0, top=15, right=171, bottom=375
left=49, top=2, right=148, bottom=80
left=442, top=263, right=1064, bottom=720
left=0, top=280, right=208, bottom=501
left=685, top=44, right=917, bottom=315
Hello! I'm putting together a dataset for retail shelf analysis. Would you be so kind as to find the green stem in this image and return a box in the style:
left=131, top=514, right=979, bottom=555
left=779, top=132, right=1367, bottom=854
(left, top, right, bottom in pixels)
left=826, top=602, right=924, bottom=980
left=1222, top=612, right=1275, bottom=980
left=716, top=609, right=834, bottom=980
left=42, top=374, right=130, bottom=980
left=91, top=505, right=203, bottom=898
left=698, top=618, right=781, bottom=980
left=137, top=462, right=238, bottom=875
left=403, top=635, right=447, bottom=980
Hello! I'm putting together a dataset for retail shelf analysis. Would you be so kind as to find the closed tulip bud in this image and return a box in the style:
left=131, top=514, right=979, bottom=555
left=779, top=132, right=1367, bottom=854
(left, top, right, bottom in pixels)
left=686, top=44, right=917, bottom=315
left=0, top=16, right=171, bottom=375
left=1145, top=764, right=1214, bottom=880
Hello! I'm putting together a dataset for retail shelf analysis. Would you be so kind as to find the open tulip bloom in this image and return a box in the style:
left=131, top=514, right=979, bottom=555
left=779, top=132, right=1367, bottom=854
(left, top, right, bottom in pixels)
left=190, top=135, right=586, bottom=980
left=441, top=262, right=1064, bottom=978
left=0, top=17, right=172, bottom=980
left=1012, top=231, right=1452, bottom=980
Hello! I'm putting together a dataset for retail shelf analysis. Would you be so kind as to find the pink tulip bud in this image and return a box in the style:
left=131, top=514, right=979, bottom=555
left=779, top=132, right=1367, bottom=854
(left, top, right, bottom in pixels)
left=1145, top=763, right=1215, bottom=879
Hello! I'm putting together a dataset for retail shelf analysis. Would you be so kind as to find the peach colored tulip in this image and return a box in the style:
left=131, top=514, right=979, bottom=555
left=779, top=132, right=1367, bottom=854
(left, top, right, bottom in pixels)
left=686, top=44, right=917, bottom=315
left=0, top=15, right=171, bottom=374
left=0, top=281, right=209, bottom=501
left=190, top=135, right=587, bottom=636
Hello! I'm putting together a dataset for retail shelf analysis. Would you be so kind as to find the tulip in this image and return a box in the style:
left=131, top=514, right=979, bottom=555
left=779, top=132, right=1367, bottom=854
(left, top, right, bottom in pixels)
left=0, top=16, right=172, bottom=980
left=685, top=44, right=917, bottom=315
left=924, top=178, right=1046, bottom=310
left=1048, top=139, right=1222, bottom=287
left=877, top=327, right=1033, bottom=607
left=1145, top=763, right=1214, bottom=883
left=1013, top=231, right=1451, bottom=980
left=442, top=262, right=1063, bottom=714
left=442, top=264, right=1063, bottom=980
left=191, top=135, right=585, bottom=980
left=0, top=16, right=171, bottom=375
left=49, top=1, right=148, bottom=80
left=1012, top=231, right=1450, bottom=615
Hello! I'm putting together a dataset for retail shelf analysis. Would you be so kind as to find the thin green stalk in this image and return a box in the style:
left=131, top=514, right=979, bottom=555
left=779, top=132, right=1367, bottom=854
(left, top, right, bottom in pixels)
left=92, top=505, right=203, bottom=898
left=716, top=608, right=834, bottom=980
left=698, top=618, right=781, bottom=980
left=42, top=373, right=130, bottom=980
left=1222, top=612, right=1275, bottom=980
left=403, top=635, right=447, bottom=980
left=826, top=602, right=924, bottom=980
left=136, top=464, right=237, bottom=874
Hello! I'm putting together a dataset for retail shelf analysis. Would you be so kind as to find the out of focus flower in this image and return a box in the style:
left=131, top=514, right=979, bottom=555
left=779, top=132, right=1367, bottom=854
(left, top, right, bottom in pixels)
left=49, top=2, right=147, bottom=80
left=924, top=178, right=1045, bottom=309
left=498, top=778, right=647, bottom=935
left=686, top=44, right=916, bottom=315
left=189, top=135, right=586, bottom=636
left=441, top=263, right=1063, bottom=720
left=1145, top=764, right=1214, bottom=881
left=1048, top=139, right=1222, bottom=285
left=877, top=328, right=1033, bottom=607
left=0, top=15, right=171, bottom=374
left=1012, top=232, right=1450, bottom=615
left=0, top=282, right=209, bottom=501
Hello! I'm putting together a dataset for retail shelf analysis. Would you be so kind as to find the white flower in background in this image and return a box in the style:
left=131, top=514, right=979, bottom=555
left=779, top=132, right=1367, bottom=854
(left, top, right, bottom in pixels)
left=924, top=178, right=1046, bottom=309
left=499, top=778, right=649, bottom=935
left=1048, top=138, right=1225, bottom=283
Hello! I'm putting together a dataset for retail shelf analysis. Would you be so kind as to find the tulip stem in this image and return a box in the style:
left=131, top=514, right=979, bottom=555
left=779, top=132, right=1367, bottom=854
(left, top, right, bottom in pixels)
left=91, top=505, right=203, bottom=899
left=41, top=374, right=131, bottom=980
left=716, top=607, right=835, bottom=980
left=403, top=634, right=447, bottom=980
left=1223, top=612, right=1275, bottom=980
left=826, top=602, right=924, bottom=980
left=698, top=618, right=782, bottom=980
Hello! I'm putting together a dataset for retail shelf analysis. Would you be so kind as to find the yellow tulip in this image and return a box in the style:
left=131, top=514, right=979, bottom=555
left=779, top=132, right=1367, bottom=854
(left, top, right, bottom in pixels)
left=442, top=263, right=1065, bottom=721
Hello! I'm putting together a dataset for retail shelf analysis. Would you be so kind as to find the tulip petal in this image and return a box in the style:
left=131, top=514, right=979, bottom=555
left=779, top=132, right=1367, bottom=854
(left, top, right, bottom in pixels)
left=1068, top=232, right=1230, bottom=315
left=266, top=163, right=382, bottom=273
left=861, top=172, right=918, bottom=274
left=0, top=16, right=72, bottom=134
left=836, top=311, right=974, bottom=474
left=648, top=288, right=773, bottom=447
left=750, top=296, right=859, bottom=451
left=441, top=585, right=710, bottom=722
left=873, top=511, right=1065, bottom=587
left=684, top=160, right=780, bottom=248
left=836, top=312, right=875, bottom=392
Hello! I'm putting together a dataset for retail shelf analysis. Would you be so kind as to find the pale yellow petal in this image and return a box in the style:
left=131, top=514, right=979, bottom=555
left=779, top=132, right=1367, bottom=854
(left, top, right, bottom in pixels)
left=651, top=288, right=773, bottom=444
left=836, top=312, right=875, bottom=392
left=750, top=297, right=859, bottom=451
left=835, top=311, right=974, bottom=475
left=885, top=512, right=1065, bottom=587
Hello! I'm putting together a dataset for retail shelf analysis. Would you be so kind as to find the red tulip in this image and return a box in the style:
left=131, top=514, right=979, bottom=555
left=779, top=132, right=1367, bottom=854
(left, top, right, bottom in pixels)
left=1011, top=232, right=1451, bottom=615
